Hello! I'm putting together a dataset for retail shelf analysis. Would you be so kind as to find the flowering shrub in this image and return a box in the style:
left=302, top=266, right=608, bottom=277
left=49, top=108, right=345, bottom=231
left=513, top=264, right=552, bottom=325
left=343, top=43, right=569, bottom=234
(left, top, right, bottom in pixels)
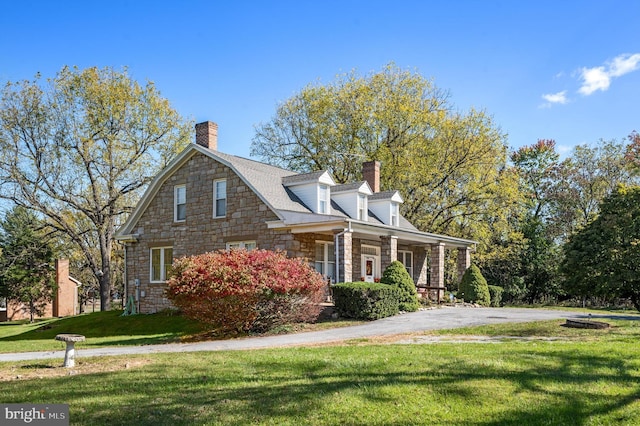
left=165, top=249, right=326, bottom=335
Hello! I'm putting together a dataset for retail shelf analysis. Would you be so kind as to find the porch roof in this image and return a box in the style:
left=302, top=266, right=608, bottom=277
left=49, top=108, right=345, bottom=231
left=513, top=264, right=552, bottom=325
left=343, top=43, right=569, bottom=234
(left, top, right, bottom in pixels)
left=266, top=216, right=476, bottom=249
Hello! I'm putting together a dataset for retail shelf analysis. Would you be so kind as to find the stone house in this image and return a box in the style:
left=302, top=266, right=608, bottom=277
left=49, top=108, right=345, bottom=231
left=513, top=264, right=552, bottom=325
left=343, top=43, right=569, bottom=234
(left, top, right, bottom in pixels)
left=115, top=121, right=476, bottom=313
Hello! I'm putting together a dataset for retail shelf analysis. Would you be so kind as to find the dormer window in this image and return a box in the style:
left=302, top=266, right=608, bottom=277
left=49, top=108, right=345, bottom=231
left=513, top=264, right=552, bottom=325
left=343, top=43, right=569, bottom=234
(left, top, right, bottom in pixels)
left=391, top=202, right=399, bottom=226
left=369, top=191, right=403, bottom=226
left=282, top=170, right=336, bottom=215
left=358, top=194, right=367, bottom=221
left=319, top=184, right=329, bottom=214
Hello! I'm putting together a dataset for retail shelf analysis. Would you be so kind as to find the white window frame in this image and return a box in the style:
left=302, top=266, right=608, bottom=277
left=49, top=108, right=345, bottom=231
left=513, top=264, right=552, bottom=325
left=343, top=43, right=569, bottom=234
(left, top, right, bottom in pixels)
left=150, top=247, right=173, bottom=283
left=398, top=250, right=414, bottom=279
left=214, top=179, right=227, bottom=218
left=174, top=185, right=186, bottom=222
left=318, top=184, right=329, bottom=214
left=390, top=202, right=399, bottom=226
left=357, top=194, right=368, bottom=221
left=0, top=297, right=6, bottom=311
left=314, top=241, right=335, bottom=283
left=226, top=241, right=257, bottom=250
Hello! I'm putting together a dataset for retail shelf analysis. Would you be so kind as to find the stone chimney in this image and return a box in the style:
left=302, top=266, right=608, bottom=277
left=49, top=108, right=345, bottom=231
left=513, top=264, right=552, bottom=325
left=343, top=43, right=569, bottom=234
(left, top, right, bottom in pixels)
left=195, top=121, right=218, bottom=150
left=362, top=160, right=381, bottom=192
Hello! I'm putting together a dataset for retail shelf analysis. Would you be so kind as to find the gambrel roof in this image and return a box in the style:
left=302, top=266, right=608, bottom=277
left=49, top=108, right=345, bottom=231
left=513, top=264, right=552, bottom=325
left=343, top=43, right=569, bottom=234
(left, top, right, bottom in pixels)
left=116, top=143, right=476, bottom=248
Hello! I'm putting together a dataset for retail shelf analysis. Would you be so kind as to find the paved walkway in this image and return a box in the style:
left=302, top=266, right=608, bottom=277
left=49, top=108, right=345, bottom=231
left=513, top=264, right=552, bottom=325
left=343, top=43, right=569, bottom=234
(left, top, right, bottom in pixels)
left=0, top=307, right=631, bottom=362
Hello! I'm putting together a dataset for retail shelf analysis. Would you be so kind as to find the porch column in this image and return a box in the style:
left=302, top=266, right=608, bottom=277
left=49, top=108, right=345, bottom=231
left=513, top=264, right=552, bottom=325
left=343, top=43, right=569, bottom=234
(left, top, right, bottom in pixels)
left=457, top=247, right=471, bottom=283
left=337, top=231, right=353, bottom=283
left=414, top=247, right=429, bottom=285
left=380, top=235, right=398, bottom=271
left=430, top=242, right=445, bottom=301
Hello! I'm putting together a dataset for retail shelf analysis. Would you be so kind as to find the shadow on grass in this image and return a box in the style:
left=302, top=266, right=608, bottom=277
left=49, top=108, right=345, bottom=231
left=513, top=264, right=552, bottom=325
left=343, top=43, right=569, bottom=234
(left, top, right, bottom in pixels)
left=2, top=344, right=639, bottom=425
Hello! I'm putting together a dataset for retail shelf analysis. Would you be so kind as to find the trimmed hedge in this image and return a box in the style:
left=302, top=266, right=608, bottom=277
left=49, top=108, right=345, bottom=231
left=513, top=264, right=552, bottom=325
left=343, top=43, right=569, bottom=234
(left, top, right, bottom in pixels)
left=332, top=282, right=400, bottom=320
left=380, top=261, right=420, bottom=312
left=488, top=285, right=504, bottom=307
left=458, top=264, right=490, bottom=306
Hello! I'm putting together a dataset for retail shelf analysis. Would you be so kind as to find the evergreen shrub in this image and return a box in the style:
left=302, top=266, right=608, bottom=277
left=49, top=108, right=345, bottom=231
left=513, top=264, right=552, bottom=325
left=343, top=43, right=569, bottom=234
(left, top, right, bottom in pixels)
left=458, top=264, right=490, bottom=306
left=488, top=285, right=504, bottom=307
left=380, top=261, right=420, bottom=312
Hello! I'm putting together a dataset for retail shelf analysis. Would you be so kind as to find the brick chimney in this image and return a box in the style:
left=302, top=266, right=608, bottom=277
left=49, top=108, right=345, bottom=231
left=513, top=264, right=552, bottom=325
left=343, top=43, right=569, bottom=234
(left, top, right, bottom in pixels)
left=362, top=160, right=380, bottom=193
left=195, top=121, right=218, bottom=150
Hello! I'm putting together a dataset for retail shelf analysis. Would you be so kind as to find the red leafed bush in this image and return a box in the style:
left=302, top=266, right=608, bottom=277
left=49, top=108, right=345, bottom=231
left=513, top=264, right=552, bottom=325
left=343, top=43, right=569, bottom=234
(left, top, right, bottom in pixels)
left=165, top=249, right=326, bottom=335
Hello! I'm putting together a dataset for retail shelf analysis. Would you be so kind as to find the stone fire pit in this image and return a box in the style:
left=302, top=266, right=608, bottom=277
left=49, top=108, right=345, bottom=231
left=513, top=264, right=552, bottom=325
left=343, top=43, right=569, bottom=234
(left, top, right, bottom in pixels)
left=55, top=334, right=86, bottom=367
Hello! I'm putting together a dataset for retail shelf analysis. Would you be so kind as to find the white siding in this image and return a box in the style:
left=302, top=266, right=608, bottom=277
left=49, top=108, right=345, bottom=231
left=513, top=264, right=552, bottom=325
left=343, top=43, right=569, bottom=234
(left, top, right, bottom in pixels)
left=369, top=200, right=392, bottom=225
left=331, top=192, right=358, bottom=218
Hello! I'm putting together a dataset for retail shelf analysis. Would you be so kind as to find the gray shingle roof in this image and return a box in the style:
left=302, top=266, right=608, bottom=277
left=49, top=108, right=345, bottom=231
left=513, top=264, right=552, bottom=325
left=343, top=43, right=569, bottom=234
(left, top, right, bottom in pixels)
left=332, top=182, right=368, bottom=193
left=369, top=190, right=399, bottom=200
left=281, top=170, right=327, bottom=186
left=210, top=149, right=421, bottom=230
left=212, top=150, right=312, bottom=214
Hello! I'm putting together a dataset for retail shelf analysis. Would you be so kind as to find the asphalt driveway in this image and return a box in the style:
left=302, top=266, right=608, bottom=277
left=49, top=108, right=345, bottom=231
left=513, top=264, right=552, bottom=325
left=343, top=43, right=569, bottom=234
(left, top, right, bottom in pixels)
left=0, top=306, right=628, bottom=363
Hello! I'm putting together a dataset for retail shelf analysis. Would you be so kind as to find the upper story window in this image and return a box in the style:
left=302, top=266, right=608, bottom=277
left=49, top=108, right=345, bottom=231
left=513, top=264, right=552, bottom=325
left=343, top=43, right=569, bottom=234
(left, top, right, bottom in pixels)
left=390, top=202, right=399, bottom=226
left=226, top=241, right=256, bottom=250
left=150, top=246, right=173, bottom=283
left=357, top=194, right=367, bottom=221
left=319, top=184, right=329, bottom=214
left=174, top=185, right=186, bottom=222
left=214, top=179, right=227, bottom=218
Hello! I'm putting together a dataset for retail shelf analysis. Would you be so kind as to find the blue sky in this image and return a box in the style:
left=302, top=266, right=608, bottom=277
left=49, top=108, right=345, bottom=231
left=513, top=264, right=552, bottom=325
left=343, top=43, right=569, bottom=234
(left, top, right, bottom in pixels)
left=1, top=0, right=638, bottom=159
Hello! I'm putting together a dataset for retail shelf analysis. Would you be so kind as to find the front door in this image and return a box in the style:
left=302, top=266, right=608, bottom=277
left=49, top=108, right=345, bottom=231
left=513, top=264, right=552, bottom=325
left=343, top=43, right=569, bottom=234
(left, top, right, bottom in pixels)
left=363, top=255, right=376, bottom=282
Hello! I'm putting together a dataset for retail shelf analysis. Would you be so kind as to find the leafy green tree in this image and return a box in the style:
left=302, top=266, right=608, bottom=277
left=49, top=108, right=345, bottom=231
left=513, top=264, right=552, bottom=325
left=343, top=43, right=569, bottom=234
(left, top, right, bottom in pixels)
left=0, top=66, right=191, bottom=310
left=380, top=260, right=419, bottom=312
left=252, top=64, right=520, bottom=247
left=510, top=139, right=558, bottom=220
left=561, top=185, right=640, bottom=311
left=519, top=215, right=562, bottom=303
left=0, top=206, right=56, bottom=322
left=551, top=139, right=638, bottom=240
left=458, top=264, right=490, bottom=306
left=508, top=140, right=562, bottom=302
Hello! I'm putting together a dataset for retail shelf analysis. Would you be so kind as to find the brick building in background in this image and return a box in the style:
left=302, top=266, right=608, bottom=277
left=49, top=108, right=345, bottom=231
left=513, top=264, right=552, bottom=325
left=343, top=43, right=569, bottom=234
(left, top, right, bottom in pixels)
left=0, top=259, right=78, bottom=321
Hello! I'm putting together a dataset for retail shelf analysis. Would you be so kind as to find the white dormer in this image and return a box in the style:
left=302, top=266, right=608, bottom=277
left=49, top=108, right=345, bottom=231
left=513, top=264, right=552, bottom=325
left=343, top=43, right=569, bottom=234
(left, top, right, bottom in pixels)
left=331, top=181, right=373, bottom=221
left=282, top=170, right=336, bottom=214
left=369, top=191, right=404, bottom=226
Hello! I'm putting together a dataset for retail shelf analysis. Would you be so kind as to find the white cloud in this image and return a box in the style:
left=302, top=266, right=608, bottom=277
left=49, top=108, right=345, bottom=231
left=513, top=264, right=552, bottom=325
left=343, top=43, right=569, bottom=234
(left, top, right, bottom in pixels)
left=578, top=53, right=640, bottom=95
left=539, top=90, right=568, bottom=108
left=610, top=53, right=640, bottom=77
left=542, top=90, right=568, bottom=104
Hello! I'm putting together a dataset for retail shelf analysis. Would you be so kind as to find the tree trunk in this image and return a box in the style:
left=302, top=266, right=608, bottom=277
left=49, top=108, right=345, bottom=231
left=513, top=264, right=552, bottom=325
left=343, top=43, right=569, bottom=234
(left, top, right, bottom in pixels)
left=99, top=272, right=111, bottom=311
left=98, top=226, right=113, bottom=312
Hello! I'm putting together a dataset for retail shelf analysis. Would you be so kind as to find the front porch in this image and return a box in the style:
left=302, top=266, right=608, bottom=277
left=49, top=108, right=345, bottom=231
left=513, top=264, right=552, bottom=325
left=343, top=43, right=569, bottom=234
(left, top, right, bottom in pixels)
left=291, top=221, right=475, bottom=302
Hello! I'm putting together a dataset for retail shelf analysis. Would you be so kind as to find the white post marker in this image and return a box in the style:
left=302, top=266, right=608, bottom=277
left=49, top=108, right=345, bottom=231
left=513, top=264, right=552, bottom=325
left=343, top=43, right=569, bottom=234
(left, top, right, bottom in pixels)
left=55, top=334, right=86, bottom=368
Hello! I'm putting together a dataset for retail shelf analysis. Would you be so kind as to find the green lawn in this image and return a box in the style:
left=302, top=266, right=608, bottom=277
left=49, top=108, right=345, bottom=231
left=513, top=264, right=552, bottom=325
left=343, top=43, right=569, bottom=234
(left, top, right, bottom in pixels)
left=0, top=310, right=362, bottom=353
left=1, top=317, right=639, bottom=425
left=0, top=310, right=208, bottom=353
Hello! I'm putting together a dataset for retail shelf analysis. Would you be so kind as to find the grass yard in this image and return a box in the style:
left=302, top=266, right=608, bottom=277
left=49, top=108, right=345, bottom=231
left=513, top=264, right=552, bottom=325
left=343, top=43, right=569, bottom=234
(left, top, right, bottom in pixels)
left=1, top=318, right=639, bottom=425
left=0, top=310, right=208, bottom=353
left=0, top=310, right=363, bottom=353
